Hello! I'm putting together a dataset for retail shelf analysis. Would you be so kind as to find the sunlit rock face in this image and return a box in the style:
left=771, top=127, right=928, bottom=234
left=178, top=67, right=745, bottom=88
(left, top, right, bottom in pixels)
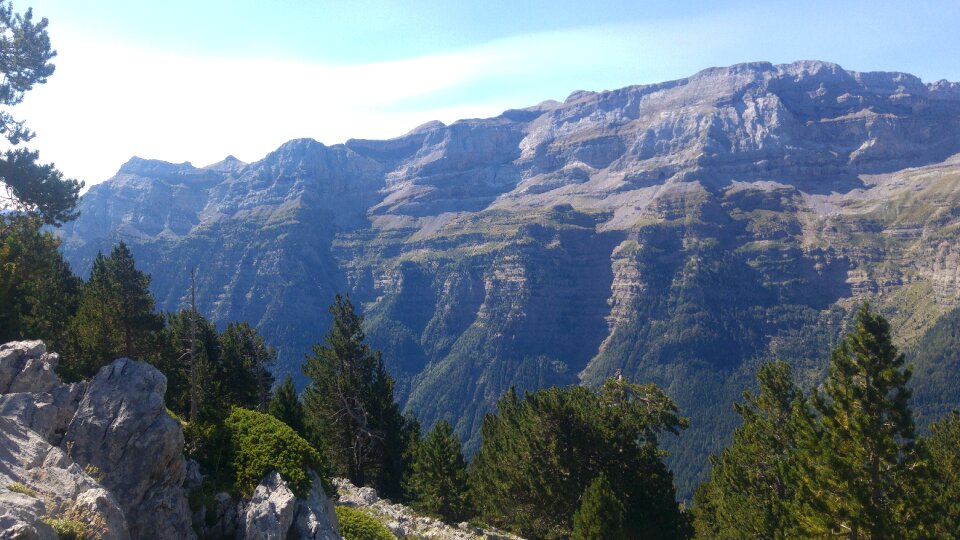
left=60, top=61, right=960, bottom=495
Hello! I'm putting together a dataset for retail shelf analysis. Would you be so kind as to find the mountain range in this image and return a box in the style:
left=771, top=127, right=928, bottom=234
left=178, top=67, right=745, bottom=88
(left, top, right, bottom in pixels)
left=59, top=60, right=960, bottom=495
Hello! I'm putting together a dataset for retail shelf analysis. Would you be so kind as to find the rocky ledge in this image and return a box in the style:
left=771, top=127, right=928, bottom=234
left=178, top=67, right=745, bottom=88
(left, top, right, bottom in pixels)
left=333, top=478, right=521, bottom=540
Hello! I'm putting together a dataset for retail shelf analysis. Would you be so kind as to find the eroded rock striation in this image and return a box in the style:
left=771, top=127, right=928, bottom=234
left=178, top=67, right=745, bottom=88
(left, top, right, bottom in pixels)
left=59, top=61, right=960, bottom=494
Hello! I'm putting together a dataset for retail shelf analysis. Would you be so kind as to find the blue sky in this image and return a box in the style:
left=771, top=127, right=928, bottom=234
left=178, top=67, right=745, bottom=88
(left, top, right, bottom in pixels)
left=10, top=0, right=960, bottom=185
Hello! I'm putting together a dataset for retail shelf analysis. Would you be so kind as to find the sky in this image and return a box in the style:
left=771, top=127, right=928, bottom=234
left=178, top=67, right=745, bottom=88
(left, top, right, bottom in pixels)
left=7, top=0, right=960, bottom=187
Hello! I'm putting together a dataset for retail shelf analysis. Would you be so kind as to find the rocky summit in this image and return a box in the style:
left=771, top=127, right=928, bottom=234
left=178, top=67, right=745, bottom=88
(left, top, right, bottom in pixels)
left=59, top=61, right=960, bottom=494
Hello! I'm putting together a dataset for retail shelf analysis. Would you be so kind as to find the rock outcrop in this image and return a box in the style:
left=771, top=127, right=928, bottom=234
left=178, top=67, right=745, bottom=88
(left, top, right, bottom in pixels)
left=241, top=471, right=340, bottom=540
left=0, top=341, right=192, bottom=539
left=63, top=358, right=194, bottom=539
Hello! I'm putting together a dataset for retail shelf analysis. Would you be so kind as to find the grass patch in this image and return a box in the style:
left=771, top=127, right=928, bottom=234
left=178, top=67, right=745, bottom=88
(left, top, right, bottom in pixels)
left=335, top=506, right=395, bottom=540
left=41, top=517, right=87, bottom=540
left=7, top=482, right=37, bottom=498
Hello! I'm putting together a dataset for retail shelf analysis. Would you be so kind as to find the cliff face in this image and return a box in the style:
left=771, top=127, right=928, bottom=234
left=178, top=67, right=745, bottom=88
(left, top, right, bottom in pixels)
left=59, top=61, right=960, bottom=494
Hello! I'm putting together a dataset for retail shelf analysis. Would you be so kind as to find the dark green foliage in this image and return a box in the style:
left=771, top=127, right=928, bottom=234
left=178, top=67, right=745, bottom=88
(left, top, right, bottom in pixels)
left=217, top=321, right=276, bottom=410
left=0, top=217, right=79, bottom=347
left=157, top=309, right=221, bottom=421
left=406, top=419, right=471, bottom=523
left=469, top=378, right=690, bottom=540
left=303, top=294, right=411, bottom=498
left=693, top=361, right=807, bottom=538
left=793, top=304, right=927, bottom=538
left=40, top=516, right=86, bottom=540
left=224, top=407, right=328, bottom=498
left=334, top=506, right=394, bottom=540
left=908, top=305, right=960, bottom=427
left=923, top=411, right=960, bottom=536
left=571, top=475, right=625, bottom=540
left=0, top=3, right=83, bottom=227
left=268, top=374, right=305, bottom=436
left=63, top=244, right=163, bottom=379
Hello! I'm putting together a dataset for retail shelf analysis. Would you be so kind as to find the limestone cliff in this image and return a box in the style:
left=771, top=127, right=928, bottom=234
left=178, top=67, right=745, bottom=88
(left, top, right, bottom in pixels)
left=59, top=61, right=960, bottom=494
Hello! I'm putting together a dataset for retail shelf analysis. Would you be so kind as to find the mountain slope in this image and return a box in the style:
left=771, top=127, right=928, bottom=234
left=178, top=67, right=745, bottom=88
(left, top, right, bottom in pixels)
left=60, top=61, right=960, bottom=495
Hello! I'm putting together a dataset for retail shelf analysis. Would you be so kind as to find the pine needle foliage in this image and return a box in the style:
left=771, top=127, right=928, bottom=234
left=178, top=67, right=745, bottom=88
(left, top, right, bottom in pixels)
left=469, top=377, right=690, bottom=540
left=406, top=419, right=471, bottom=523
left=571, top=474, right=625, bottom=540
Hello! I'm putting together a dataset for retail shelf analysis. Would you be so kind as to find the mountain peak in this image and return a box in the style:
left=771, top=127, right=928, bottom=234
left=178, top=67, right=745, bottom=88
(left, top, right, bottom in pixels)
left=117, top=156, right=194, bottom=177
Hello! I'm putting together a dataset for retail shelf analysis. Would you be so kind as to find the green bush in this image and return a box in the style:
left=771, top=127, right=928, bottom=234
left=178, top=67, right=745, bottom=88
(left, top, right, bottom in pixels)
left=225, top=407, right=329, bottom=498
left=41, top=517, right=87, bottom=540
left=335, top=506, right=395, bottom=540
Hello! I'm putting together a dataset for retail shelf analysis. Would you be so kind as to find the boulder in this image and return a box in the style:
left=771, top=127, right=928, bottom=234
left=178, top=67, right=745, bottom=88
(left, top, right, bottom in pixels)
left=0, top=488, right=57, bottom=540
left=293, top=471, right=340, bottom=540
left=62, top=358, right=194, bottom=540
left=243, top=471, right=297, bottom=540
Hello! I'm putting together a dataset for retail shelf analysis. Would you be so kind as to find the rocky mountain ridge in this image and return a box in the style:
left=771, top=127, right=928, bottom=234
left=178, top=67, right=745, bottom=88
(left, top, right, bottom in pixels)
left=59, top=60, right=960, bottom=494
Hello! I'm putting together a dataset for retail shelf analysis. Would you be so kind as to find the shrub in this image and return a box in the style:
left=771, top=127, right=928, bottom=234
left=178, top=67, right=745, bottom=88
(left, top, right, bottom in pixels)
left=7, top=482, right=37, bottom=498
left=41, top=517, right=87, bottom=540
left=225, top=407, right=329, bottom=498
left=335, top=506, right=395, bottom=540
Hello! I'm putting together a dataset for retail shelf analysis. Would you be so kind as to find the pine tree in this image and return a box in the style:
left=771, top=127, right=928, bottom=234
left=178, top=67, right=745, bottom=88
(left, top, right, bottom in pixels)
left=693, top=361, right=807, bottom=538
left=302, top=293, right=410, bottom=497
left=218, top=321, right=276, bottom=410
left=469, top=379, right=689, bottom=540
left=572, top=474, right=625, bottom=540
left=64, top=243, right=162, bottom=378
left=795, top=303, right=926, bottom=538
left=406, top=419, right=471, bottom=523
left=158, top=309, right=221, bottom=420
left=0, top=217, right=80, bottom=348
left=107, top=242, right=162, bottom=359
left=268, top=374, right=306, bottom=437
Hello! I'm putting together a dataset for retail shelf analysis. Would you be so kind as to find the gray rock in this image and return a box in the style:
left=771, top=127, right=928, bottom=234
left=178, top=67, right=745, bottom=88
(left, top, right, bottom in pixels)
left=243, top=471, right=297, bottom=540
left=0, top=341, right=59, bottom=395
left=62, top=358, right=194, bottom=540
left=0, top=489, right=57, bottom=540
left=0, top=416, right=129, bottom=540
left=292, top=471, right=340, bottom=540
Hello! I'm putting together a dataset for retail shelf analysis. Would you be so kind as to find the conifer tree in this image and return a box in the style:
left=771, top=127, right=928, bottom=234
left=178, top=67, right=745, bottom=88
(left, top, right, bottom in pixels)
left=107, top=242, right=162, bottom=359
left=64, top=242, right=162, bottom=378
left=469, top=378, right=689, bottom=540
left=158, top=309, right=221, bottom=420
left=269, top=374, right=306, bottom=437
left=0, top=217, right=80, bottom=348
left=406, top=419, right=471, bottom=523
left=572, top=474, right=625, bottom=540
left=693, top=361, right=807, bottom=538
left=302, top=293, right=410, bottom=497
left=218, top=321, right=276, bottom=410
left=795, top=303, right=926, bottom=538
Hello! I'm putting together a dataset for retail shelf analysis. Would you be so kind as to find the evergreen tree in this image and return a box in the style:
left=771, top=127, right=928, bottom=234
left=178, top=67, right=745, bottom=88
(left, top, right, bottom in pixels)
left=107, top=242, right=162, bottom=359
left=571, top=474, right=625, bottom=540
left=0, top=3, right=83, bottom=230
left=922, top=411, right=960, bottom=536
left=469, top=378, right=689, bottom=540
left=64, top=243, right=162, bottom=378
left=302, top=293, right=410, bottom=498
left=693, top=361, right=807, bottom=538
left=0, top=217, right=80, bottom=348
left=795, top=303, right=927, bottom=538
left=158, top=309, right=221, bottom=420
left=406, top=419, right=471, bottom=523
left=218, top=321, right=276, bottom=410
left=268, top=374, right=306, bottom=437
